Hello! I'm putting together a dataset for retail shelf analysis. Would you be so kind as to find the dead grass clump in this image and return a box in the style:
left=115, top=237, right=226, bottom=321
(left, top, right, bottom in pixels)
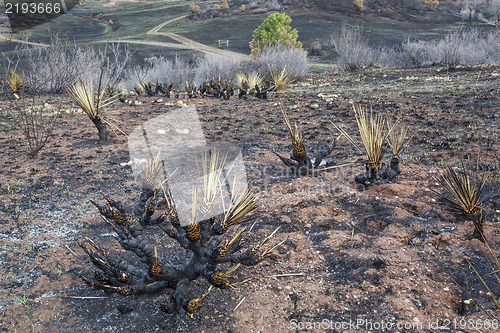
left=7, top=69, right=23, bottom=94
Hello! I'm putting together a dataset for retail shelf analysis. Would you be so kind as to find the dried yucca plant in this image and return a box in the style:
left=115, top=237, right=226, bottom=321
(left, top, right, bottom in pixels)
left=269, top=67, right=293, bottom=92
left=334, top=106, right=386, bottom=184
left=333, top=105, right=407, bottom=186
left=387, top=118, right=417, bottom=159
left=66, top=41, right=125, bottom=142
left=434, top=167, right=486, bottom=241
left=66, top=80, right=122, bottom=142
left=236, top=72, right=249, bottom=99
left=140, top=151, right=163, bottom=189
left=388, top=120, right=409, bottom=159
left=355, top=106, right=386, bottom=170
left=275, top=109, right=338, bottom=175
left=235, top=72, right=266, bottom=99
left=77, top=149, right=284, bottom=318
left=236, top=72, right=248, bottom=91
left=247, top=72, right=264, bottom=92
left=7, top=69, right=23, bottom=94
left=386, top=118, right=416, bottom=180
left=199, top=149, right=227, bottom=216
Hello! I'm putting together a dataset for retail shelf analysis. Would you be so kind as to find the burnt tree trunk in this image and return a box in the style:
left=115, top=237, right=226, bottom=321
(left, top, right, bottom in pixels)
left=91, top=116, right=108, bottom=142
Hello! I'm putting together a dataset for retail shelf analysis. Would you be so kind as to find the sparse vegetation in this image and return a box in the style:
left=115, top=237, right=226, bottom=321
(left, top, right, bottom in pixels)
left=331, top=25, right=375, bottom=71
left=7, top=69, right=23, bottom=95
left=194, top=53, right=241, bottom=86
left=0, top=1, right=499, bottom=331
left=332, top=26, right=500, bottom=70
left=16, top=98, right=61, bottom=157
left=399, top=29, right=500, bottom=68
left=254, top=45, right=309, bottom=80
left=2, top=35, right=132, bottom=94
left=123, top=56, right=192, bottom=94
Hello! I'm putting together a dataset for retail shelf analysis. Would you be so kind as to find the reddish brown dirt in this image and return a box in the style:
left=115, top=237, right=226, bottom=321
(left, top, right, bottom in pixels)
left=0, top=66, right=499, bottom=332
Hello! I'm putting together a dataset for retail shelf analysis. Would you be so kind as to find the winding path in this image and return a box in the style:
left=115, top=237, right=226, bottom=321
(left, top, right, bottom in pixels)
left=144, top=13, right=250, bottom=61
left=0, top=0, right=249, bottom=61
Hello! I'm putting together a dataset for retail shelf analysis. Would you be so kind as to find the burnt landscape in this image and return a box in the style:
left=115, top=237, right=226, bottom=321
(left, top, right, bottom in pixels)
left=0, top=64, right=499, bottom=332
left=0, top=0, right=500, bottom=332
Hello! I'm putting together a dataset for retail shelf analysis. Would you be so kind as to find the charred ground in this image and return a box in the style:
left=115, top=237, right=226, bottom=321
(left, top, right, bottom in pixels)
left=0, top=65, right=499, bottom=332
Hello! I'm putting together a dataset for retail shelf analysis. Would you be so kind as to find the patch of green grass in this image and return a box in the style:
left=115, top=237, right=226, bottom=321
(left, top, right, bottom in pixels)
left=14, top=291, right=28, bottom=305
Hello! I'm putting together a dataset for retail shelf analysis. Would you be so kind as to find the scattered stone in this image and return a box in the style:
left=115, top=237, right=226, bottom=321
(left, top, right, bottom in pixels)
left=458, top=298, right=475, bottom=315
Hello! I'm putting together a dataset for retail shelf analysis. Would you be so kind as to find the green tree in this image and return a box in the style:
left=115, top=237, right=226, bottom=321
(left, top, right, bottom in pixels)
left=249, top=13, right=303, bottom=57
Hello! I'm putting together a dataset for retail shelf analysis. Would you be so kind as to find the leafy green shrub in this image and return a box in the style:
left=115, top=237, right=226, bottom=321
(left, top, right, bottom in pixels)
left=249, top=13, right=303, bottom=57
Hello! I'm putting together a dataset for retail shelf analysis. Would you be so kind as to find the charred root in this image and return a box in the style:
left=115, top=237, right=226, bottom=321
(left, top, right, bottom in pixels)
left=355, top=157, right=402, bottom=188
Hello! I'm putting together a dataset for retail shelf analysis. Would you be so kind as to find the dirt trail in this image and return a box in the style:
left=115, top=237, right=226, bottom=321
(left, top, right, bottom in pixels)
left=103, top=0, right=248, bottom=60
left=152, top=31, right=250, bottom=61
left=0, top=34, right=48, bottom=47
left=107, top=38, right=193, bottom=50
left=146, top=15, right=250, bottom=61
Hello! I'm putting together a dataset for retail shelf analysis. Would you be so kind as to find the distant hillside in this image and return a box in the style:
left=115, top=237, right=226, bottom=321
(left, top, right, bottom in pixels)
left=0, top=0, right=495, bottom=65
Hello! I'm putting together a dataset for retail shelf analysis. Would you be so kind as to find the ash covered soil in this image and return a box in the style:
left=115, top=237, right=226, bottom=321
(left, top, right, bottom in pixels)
left=0, top=66, right=499, bottom=332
